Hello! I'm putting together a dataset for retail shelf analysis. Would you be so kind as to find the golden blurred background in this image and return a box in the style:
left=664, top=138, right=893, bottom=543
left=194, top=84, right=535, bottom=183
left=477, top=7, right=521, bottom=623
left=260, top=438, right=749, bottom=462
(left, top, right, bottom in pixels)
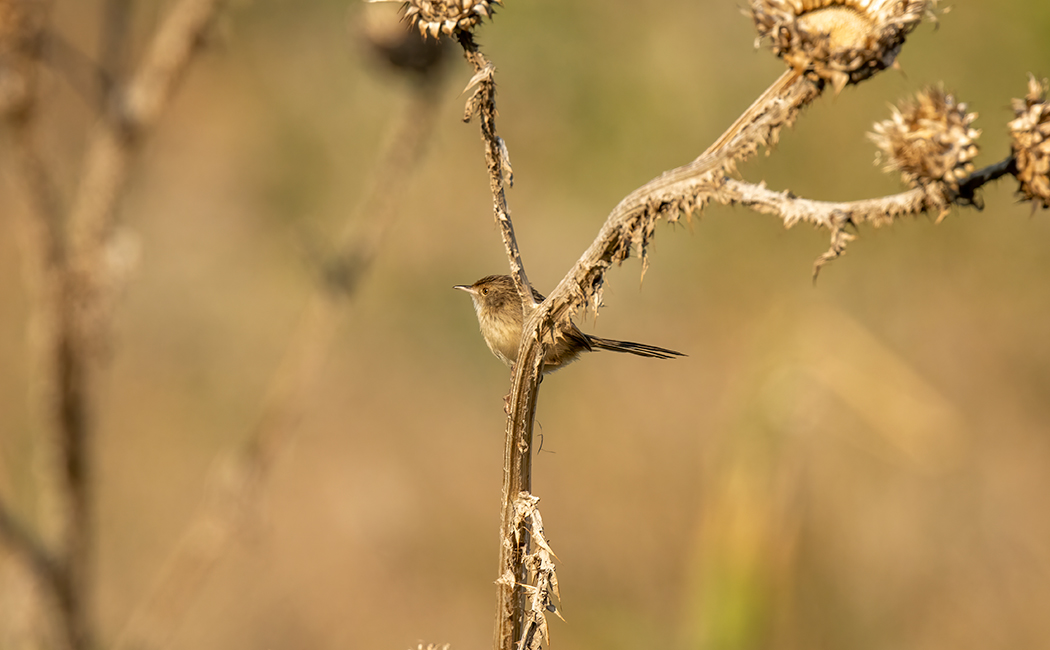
left=2, top=1, right=1050, bottom=649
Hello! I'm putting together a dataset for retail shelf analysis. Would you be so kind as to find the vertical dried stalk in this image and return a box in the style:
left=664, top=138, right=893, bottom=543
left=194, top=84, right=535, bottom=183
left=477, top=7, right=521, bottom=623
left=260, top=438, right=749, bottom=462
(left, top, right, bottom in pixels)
left=454, top=31, right=547, bottom=650
left=457, top=31, right=535, bottom=308
left=493, top=349, right=543, bottom=650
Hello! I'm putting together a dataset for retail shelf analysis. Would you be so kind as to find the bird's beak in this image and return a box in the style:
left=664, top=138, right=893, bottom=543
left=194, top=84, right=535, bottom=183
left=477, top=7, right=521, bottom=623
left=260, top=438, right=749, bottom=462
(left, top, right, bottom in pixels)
left=453, top=284, right=474, bottom=294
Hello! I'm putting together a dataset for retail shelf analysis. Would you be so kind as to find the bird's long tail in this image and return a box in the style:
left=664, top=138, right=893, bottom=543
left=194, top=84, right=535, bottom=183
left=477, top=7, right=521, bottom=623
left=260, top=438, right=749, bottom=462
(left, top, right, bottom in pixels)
left=586, top=336, right=685, bottom=360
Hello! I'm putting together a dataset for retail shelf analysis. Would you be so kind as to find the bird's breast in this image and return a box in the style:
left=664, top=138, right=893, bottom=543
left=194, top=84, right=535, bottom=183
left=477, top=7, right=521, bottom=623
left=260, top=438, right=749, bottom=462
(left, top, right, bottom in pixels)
left=478, top=310, right=523, bottom=366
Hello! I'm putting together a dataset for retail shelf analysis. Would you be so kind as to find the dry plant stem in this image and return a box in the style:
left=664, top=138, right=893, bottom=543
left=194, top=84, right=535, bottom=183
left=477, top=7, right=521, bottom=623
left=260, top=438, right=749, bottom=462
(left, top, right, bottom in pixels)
left=111, top=78, right=446, bottom=650
left=510, top=69, right=821, bottom=449
left=493, top=348, right=544, bottom=650
left=457, top=31, right=535, bottom=308
left=719, top=156, right=1016, bottom=229
left=453, top=31, right=546, bottom=650
left=544, top=69, right=818, bottom=326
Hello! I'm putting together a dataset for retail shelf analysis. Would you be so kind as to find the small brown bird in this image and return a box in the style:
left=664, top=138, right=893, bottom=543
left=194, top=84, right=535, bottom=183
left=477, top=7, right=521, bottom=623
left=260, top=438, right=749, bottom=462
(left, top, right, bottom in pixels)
left=454, top=274, right=684, bottom=373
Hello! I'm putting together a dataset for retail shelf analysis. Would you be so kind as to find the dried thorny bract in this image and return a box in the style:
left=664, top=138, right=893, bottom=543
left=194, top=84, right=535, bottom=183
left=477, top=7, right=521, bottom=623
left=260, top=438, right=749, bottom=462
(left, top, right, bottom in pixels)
left=511, top=493, right=561, bottom=650
left=870, top=86, right=981, bottom=214
left=376, top=0, right=502, bottom=39
left=1009, top=74, right=1050, bottom=209
left=751, top=0, right=932, bottom=92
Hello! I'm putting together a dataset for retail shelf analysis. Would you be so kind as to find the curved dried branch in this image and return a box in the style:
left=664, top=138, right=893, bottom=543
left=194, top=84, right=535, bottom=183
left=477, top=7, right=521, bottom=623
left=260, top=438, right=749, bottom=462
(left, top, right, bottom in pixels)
left=489, top=68, right=823, bottom=650
left=716, top=155, right=1015, bottom=275
left=718, top=158, right=1014, bottom=230
left=535, top=69, right=821, bottom=339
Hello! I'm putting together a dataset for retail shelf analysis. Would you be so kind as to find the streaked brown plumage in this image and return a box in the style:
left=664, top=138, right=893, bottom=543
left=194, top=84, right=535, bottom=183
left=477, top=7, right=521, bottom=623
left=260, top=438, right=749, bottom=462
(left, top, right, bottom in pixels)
left=454, top=274, right=684, bottom=373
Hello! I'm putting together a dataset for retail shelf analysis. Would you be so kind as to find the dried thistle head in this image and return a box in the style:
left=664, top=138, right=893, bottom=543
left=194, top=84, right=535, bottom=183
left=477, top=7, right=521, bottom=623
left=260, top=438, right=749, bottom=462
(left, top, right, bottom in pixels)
left=369, top=0, right=501, bottom=39
left=869, top=86, right=980, bottom=201
left=751, top=0, right=932, bottom=92
left=1008, top=74, right=1050, bottom=209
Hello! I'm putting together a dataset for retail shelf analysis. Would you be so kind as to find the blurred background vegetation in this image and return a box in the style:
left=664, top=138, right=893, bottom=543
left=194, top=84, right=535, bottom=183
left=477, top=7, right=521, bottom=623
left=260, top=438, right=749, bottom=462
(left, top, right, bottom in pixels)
left=1, top=1, right=1049, bottom=649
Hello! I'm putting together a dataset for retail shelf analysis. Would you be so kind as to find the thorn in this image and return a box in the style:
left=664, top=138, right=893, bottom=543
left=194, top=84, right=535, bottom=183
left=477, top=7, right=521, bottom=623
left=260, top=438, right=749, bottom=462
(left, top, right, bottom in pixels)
left=831, top=71, right=849, bottom=95
left=497, top=137, right=514, bottom=187
left=462, top=61, right=494, bottom=94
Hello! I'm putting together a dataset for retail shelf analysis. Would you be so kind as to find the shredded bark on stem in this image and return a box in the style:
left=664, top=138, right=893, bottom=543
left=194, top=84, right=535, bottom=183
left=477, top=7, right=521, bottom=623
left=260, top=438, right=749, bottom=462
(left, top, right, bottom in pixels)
left=455, top=31, right=546, bottom=650
left=457, top=30, right=535, bottom=309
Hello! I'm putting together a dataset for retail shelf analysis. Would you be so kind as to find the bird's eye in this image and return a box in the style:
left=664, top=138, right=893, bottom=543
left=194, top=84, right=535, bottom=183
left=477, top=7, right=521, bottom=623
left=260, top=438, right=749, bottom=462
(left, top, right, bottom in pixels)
left=481, top=288, right=489, bottom=295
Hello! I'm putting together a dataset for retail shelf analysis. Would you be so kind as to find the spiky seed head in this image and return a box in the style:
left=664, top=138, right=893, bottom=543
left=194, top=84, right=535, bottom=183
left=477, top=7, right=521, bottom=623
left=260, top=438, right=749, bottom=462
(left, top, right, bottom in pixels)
left=1008, top=74, right=1050, bottom=209
left=750, top=0, right=933, bottom=92
left=869, top=86, right=980, bottom=201
left=397, top=0, right=500, bottom=39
